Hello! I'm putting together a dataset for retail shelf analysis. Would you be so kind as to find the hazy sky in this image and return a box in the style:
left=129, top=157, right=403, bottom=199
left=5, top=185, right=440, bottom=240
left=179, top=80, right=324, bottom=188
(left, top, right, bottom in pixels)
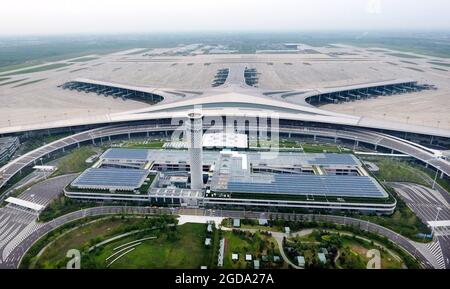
left=0, top=0, right=449, bottom=35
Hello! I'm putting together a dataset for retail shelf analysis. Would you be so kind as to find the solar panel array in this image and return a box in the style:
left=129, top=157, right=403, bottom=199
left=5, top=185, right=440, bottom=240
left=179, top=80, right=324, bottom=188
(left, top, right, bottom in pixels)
left=227, top=175, right=387, bottom=198
left=72, top=168, right=148, bottom=190
left=305, top=154, right=359, bottom=166
left=102, top=148, right=149, bottom=161
left=246, top=153, right=360, bottom=167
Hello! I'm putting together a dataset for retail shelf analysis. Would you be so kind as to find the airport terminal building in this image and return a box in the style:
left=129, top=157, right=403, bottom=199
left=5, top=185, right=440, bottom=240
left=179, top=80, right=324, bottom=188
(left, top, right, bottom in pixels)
left=64, top=148, right=396, bottom=214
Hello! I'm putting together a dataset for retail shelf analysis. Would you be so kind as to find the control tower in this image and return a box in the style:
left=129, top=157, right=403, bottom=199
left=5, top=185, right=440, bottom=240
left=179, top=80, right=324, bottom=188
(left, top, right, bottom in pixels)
left=186, top=112, right=203, bottom=190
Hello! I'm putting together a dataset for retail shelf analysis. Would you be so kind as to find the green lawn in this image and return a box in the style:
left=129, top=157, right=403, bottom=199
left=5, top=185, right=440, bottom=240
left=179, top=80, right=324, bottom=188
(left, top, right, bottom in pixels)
left=418, top=167, right=450, bottom=194
left=373, top=159, right=429, bottom=186
left=369, top=157, right=450, bottom=195
left=223, top=230, right=284, bottom=269
left=123, top=141, right=166, bottom=149
left=32, top=217, right=146, bottom=269
left=338, top=238, right=403, bottom=269
left=250, top=139, right=344, bottom=153
left=302, top=143, right=343, bottom=153
left=139, top=174, right=156, bottom=194
left=0, top=61, right=44, bottom=73
left=96, top=223, right=212, bottom=269
left=30, top=216, right=179, bottom=269
left=53, top=147, right=97, bottom=176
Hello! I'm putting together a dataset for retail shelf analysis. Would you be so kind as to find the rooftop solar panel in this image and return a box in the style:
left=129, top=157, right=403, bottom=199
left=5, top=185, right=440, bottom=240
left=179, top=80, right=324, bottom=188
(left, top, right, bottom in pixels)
left=225, top=175, right=387, bottom=199
left=72, top=168, right=148, bottom=191
left=102, top=148, right=149, bottom=161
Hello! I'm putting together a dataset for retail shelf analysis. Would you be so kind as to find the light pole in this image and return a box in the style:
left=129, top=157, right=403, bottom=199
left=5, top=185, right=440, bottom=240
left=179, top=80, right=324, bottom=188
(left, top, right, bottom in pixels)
left=432, top=166, right=441, bottom=189
left=353, top=137, right=358, bottom=151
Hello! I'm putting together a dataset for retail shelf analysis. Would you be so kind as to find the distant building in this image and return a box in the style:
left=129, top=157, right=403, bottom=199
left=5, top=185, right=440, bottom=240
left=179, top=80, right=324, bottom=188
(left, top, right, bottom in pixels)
left=318, top=253, right=327, bottom=264
left=203, top=132, right=248, bottom=149
left=169, top=176, right=188, bottom=188
left=258, top=219, right=268, bottom=226
left=0, top=137, right=20, bottom=165
left=297, top=256, right=305, bottom=267
left=33, top=165, right=57, bottom=172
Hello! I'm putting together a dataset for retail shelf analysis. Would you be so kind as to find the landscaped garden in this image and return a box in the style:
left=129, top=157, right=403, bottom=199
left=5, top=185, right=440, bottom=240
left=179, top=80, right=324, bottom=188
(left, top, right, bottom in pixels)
left=26, top=216, right=218, bottom=269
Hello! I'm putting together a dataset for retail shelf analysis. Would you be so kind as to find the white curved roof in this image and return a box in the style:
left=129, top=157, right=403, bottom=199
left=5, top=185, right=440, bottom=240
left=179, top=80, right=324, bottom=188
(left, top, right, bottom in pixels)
left=1, top=78, right=450, bottom=138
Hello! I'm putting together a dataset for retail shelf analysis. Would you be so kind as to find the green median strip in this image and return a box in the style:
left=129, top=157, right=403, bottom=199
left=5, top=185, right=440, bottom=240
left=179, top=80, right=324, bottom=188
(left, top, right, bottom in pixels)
left=0, top=78, right=28, bottom=86
left=12, top=78, right=47, bottom=87
left=2, top=63, right=72, bottom=76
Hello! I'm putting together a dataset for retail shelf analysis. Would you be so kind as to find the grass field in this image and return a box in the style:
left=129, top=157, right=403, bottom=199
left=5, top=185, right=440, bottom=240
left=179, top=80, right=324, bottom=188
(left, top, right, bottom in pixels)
left=32, top=217, right=146, bottom=269
left=2, top=63, right=72, bottom=76
left=336, top=237, right=403, bottom=269
left=223, top=230, right=284, bottom=269
left=302, top=143, right=343, bottom=153
left=52, top=147, right=97, bottom=176
left=368, top=157, right=450, bottom=195
left=373, top=159, right=429, bottom=186
left=68, top=57, right=98, bottom=62
left=252, top=139, right=344, bottom=153
left=98, top=223, right=213, bottom=269
left=287, top=230, right=404, bottom=269
left=125, top=141, right=166, bottom=149
left=32, top=219, right=214, bottom=269
left=109, top=140, right=166, bottom=149
left=12, top=78, right=47, bottom=87
left=0, top=78, right=28, bottom=86
left=0, top=61, right=44, bottom=73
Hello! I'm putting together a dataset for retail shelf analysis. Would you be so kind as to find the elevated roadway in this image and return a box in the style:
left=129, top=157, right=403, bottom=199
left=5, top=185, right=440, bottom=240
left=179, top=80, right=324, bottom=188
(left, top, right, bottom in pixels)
left=1, top=124, right=449, bottom=199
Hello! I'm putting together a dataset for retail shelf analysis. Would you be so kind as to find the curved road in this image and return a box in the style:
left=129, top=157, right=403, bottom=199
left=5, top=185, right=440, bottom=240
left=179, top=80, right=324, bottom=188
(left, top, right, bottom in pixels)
left=0, top=206, right=433, bottom=269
